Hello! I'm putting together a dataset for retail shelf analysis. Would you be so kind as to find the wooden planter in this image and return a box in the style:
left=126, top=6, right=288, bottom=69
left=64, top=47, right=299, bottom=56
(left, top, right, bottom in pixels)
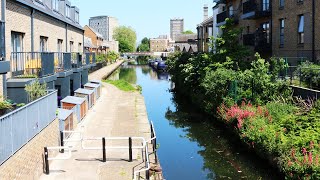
left=74, top=88, right=95, bottom=108
left=61, top=96, right=88, bottom=122
left=57, top=108, right=75, bottom=138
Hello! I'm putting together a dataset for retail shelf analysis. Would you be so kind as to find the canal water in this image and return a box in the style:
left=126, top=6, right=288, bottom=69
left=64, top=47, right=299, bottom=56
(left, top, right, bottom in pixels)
left=108, top=63, right=279, bottom=180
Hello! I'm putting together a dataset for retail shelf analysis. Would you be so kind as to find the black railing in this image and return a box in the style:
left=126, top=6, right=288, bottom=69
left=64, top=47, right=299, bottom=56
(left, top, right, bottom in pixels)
left=71, top=52, right=82, bottom=68
left=217, top=11, right=227, bottom=24
left=243, top=1, right=271, bottom=18
left=243, top=0, right=256, bottom=14
left=54, top=52, right=72, bottom=73
left=11, top=52, right=54, bottom=78
left=243, top=34, right=255, bottom=46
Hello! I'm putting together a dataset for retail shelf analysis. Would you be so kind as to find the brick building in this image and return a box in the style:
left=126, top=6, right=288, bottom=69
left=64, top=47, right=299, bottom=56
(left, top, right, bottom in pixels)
left=272, top=0, right=319, bottom=62
left=214, top=0, right=272, bottom=58
left=84, top=25, right=106, bottom=53
left=150, top=38, right=169, bottom=52
left=0, top=0, right=95, bottom=103
left=170, top=18, right=184, bottom=41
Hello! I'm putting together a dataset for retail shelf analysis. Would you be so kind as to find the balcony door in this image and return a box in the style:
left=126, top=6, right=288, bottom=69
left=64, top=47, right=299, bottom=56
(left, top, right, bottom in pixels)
left=11, top=32, right=24, bottom=75
left=40, top=36, right=48, bottom=52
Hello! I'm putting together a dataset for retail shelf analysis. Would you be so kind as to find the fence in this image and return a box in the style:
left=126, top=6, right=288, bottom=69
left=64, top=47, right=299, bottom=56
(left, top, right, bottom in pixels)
left=0, top=90, right=58, bottom=165
left=11, top=52, right=55, bottom=78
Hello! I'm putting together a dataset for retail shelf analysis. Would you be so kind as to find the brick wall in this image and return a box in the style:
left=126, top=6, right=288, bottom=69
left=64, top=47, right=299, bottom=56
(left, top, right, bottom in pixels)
left=34, top=12, right=66, bottom=52
left=0, top=119, right=60, bottom=180
left=67, top=25, right=84, bottom=53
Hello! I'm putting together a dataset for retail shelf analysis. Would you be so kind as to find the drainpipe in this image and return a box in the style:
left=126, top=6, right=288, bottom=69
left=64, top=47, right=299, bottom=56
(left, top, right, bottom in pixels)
left=66, top=23, right=68, bottom=52
left=312, top=0, right=315, bottom=62
left=31, top=9, right=35, bottom=52
left=1, top=0, right=7, bottom=98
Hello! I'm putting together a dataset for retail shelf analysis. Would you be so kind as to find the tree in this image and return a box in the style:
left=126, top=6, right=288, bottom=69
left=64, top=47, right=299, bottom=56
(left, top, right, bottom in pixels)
left=182, top=30, right=194, bottom=34
left=113, top=26, right=137, bottom=53
left=137, top=37, right=150, bottom=52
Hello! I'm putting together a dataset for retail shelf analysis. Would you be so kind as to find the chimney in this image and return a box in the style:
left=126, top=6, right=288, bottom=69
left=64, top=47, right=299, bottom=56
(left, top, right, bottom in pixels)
left=203, top=4, right=208, bottom=21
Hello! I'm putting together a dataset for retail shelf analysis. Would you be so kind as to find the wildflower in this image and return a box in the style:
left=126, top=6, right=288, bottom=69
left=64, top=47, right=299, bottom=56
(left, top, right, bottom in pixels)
left=287, top=160, right=293, bottom=167
left=283, top=128, right=287, bottom=133
left=308, top=152, right=313, bottom=165
left=310, top=141, right=314, bottom=149
left=291, top=148, right=296, bottom=158
left=302, top=148, right=307, bottom=155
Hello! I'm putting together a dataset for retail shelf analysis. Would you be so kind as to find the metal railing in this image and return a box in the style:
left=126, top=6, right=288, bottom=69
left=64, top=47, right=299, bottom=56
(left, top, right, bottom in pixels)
left=0, top=90, right=58, bottom=165
left=44, top=121, right=158, bottom=180
left=217, top=11, right=227, bottom=24
left=54, top=52, right=72, bottom=73
left=71, top=52, right=82, bottom=68
left=11, top=52, right=55, bottom=78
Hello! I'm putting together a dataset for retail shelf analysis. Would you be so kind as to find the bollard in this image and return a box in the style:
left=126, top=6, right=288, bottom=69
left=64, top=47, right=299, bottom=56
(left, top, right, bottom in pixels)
left=102, top=137, right=106, bottom=162
left=44, top=147, right=49, bottom=175
left=60, top=131, right=64, bottom=153
left=154, top=137, right=158, bottom=163
left=129, top=137, right=133, bottom=162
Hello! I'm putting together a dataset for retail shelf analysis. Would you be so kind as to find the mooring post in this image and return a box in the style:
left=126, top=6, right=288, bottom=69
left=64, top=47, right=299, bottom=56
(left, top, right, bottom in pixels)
left=129, top=137, right=133, bottom=162
left=102, top=137, right=106, bottom=162
left=60, top=131, right=64, bottom=153
left=44, top=147, right=49, bottom=175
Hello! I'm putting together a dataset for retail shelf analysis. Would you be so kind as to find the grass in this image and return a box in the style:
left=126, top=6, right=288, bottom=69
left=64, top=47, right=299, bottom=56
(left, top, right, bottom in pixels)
left=103, top=80, right=137, bottom=92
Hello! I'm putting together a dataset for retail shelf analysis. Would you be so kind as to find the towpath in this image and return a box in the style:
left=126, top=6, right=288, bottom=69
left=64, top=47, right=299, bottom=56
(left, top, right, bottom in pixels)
left=40, top=61, right=160, bottom=180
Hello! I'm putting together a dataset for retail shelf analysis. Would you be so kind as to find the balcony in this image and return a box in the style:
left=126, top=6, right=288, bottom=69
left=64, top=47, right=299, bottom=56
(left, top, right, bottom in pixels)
left=241, top=0, right=271, bottom=19
left=255, top=31, right=272, bottom=53
left=54, top=52, right=72, bottom=73
left=216, top=10, right=239, bottom=26
left=217, top=11, right=227, bottom=24
left=71, top=52, right=82, bottom=69
left=11, top=52, right=55, bottom=78
left=243, top=34, right=255, bottom=46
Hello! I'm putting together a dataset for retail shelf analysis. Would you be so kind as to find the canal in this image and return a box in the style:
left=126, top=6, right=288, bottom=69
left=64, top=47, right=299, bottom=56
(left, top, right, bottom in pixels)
left=108, top=63, right=279, bottom=180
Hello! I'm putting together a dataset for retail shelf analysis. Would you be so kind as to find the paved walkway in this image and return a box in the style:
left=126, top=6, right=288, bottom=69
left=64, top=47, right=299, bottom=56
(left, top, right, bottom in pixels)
left=40, top=61, right=160, bottom=180
left=89, top=60, right=124, bottom=80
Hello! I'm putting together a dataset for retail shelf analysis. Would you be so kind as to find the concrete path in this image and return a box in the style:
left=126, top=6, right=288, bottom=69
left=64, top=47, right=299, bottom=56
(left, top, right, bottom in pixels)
left=89, top=60, right=124, bottom=80
left=40, top=62, right=161, bottom=180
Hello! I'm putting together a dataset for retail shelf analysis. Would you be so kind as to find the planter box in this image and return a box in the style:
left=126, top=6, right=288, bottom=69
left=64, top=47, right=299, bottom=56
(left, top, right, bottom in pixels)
left=84, top=83, right=101, bottom=100
left=0, top=90, right=58, bottom=165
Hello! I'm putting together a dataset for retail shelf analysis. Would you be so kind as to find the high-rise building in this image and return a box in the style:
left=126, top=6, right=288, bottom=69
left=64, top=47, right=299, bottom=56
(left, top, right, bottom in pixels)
left=89, top=16, right=119, bottom=41
left=170, top=18, right=184, bottom=41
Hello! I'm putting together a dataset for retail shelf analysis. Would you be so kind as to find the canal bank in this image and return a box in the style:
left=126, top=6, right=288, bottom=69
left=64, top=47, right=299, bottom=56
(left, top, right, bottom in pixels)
left=108, top=64, right=280, bottom=179
left=40, top=60, right=162, bottom=180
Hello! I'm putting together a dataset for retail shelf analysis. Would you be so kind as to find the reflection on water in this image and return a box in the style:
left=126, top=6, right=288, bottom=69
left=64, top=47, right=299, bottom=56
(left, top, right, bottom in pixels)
left=107, top=64, right=280, bottom=180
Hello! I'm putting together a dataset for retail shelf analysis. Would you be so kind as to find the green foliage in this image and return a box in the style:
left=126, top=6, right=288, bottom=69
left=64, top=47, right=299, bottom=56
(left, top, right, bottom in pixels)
left=137, top=37, right=150, bottom=52
left=25, top=79, right=47, bottom=102
left=0, top=100, right=13, bottom=110
left=182, top=30, right=194, bottom=34
left=16, top=74, right=38, bottom=79
left=107, top=51, right=119, bottom=62
left=103, top=80, right=137, bottom=92
left=113, top=26, right=137, bottom=53
left=296, top=61, right=320, bottom=89
left=96, top=54, right=107, bottom=63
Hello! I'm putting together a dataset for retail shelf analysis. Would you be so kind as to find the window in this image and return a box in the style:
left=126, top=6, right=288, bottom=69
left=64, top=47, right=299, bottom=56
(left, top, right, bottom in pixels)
left=11, top=32, right=24, bottom=53
left=70, top=41, right=74, bottom=52
left=57, top=39, right=63, bottom=52
left=261, top=22, right=270, bottom=44
left=40, top=36, right=48, bottom=52
left=279, top=19, right=285, bottom=47
left=229, top=5, right=234, bottom=16
left=262, top=0, right=270, bottom=11
left=75, top=11, right=79, bottom=23
left=52, top=0, right=59, bottom=11
left=298, top=15, right=304, bottom=44
left=279, top=0, right=284, bottom=8
left=66, top=5, right=70, bottom=18
left=78, top=43, right=82, bottom=52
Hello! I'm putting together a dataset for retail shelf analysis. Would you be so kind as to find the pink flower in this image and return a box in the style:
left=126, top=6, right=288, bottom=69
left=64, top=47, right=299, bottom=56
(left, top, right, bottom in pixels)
left=302, top=148, right=307, bottom=155
left=308, top=152, right=313, bottom=165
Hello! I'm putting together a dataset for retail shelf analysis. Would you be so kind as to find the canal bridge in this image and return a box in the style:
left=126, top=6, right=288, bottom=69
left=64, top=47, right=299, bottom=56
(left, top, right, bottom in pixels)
left=123, top=52, right=171, bottom=57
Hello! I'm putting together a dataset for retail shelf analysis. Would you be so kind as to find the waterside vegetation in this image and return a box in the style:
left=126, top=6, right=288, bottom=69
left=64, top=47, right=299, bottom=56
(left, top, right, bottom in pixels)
left=166, top=19, right=320, bottom=178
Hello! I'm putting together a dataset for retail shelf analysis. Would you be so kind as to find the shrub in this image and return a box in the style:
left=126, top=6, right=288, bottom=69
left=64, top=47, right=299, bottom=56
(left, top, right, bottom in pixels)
left=25, top=79, right=47, bottom=102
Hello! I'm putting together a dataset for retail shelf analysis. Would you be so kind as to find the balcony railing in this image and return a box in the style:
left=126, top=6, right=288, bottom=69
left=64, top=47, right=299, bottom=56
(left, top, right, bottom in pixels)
left=86, top=53, right=96, bottom=65
left=242, top=0, right=271, bottom=18
left=217, top=11, right=227, bottom=24
left=71, top=52, right=82, bottom=68
left=54, top=52, right=72, bottom=73
left=11, top=52, right=54, bottom=78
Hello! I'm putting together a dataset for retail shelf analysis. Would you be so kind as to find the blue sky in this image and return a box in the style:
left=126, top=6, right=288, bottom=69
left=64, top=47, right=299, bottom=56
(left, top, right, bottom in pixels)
left=70, top=0, right=215, bottom=43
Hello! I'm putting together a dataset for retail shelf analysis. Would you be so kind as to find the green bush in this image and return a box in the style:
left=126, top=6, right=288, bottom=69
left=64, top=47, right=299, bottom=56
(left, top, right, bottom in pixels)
left=25, top=79, right=47, bottom=102
left=296, top=61, right=320, bottom=89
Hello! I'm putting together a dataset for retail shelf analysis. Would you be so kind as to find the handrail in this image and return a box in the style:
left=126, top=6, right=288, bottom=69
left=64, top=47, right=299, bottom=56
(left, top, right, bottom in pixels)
left=133, top=143, right=150, bottom=180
